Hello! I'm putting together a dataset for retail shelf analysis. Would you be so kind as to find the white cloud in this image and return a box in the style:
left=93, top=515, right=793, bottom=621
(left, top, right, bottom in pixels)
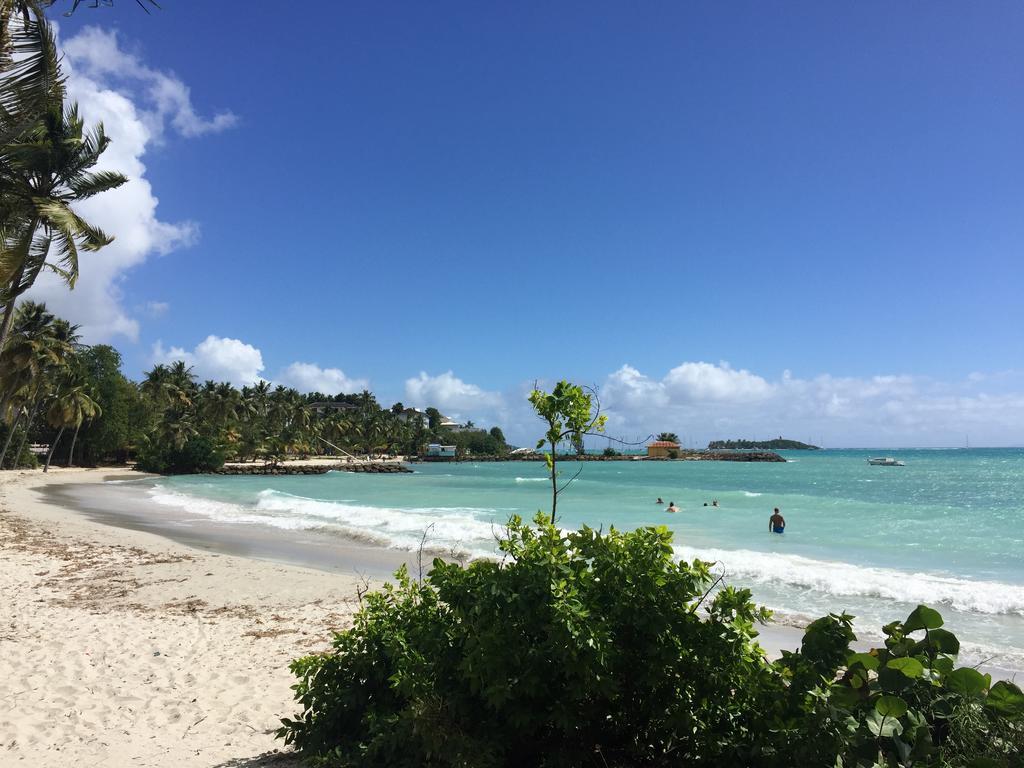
left=277, top=362, right=369, bottom=394
left=597, top=361, right=1024, bottom=448
left=61, top=27, right=238, bottom=140
left=405, top=371, right=505, bottom=421
left=26, top=26, right=233, bottom=342
left=663, top=361, right=773, bottom=402
left=144, top=300, right=169, bottom=317
left=152, top=335, right=264, bottom=387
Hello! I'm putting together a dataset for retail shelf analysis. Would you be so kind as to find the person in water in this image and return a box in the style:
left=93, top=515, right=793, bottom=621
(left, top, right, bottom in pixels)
left=667, top=501, right=679, bottom=513
left=656, top=497, right=664, bottom=504
left=769, top=507, right=785, bottom=534
left=712, top=499, right=719, bottom=507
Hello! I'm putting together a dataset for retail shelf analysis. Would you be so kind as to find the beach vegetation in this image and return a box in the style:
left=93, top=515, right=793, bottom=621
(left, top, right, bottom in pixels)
left=135, top=434, right=225, bottom=475
left=0, top=300, right=97, bottom=468
left=279, top=515, right=775, bottom=767
left=528, top=380, right=606, bottom=522
left=0, top=302, right=510, bottom=471
left=279, top=519, right=1024, bottom=767
left=656, top=431, right=679, bottom=443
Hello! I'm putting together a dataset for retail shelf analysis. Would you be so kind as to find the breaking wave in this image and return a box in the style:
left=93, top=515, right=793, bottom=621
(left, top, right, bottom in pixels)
left=674, top=544, right=1024, bottom=616
left=148, top=486, right=500, bottom=557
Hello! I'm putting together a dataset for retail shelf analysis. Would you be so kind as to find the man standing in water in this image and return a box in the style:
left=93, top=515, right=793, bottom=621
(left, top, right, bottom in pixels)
left=769, top=508, right=785, bottom=534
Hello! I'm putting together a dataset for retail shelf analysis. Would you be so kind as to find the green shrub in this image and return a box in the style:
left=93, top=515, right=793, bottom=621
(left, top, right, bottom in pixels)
left=279, top=514, right=777, bottom=766
left=278, top=519, right=1024, bottom=767
left=768, top=608, right=1024, bottom=767
left=135, top=435, right=225, bottom=474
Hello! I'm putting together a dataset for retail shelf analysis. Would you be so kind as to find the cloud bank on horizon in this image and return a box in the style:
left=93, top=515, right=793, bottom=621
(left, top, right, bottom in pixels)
left=145, top=332, right=1024, bottom=447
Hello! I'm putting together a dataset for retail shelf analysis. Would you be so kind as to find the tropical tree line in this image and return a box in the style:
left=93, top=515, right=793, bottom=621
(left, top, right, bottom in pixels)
left=0, top=302, right=509, bottom=471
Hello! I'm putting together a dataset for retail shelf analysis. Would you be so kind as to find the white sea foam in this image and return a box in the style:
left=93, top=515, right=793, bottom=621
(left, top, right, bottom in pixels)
left=742, top=491, right=763, bottom=497
left=515, top=477, right=547, bottom=483
left=674, top=544, right=1024, bottom=616
left=148, top=486, right=499, bottom=556
left=146, top=485, right=1024, bottom=619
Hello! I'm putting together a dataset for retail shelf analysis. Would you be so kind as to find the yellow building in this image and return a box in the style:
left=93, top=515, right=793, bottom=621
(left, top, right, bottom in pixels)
left=647, top=440, right=681, bottom=458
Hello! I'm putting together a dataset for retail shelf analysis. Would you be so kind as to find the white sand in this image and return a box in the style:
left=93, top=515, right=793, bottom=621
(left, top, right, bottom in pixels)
left=0, top=468, right=377, bottom=767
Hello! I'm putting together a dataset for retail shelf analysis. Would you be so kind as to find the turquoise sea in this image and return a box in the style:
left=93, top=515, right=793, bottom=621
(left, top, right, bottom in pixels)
left=146, top=449, right=1024, bottom=670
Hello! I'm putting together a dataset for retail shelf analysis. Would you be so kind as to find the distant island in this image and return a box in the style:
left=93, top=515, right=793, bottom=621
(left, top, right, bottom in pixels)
left=707, top=438, right=820, bottom=450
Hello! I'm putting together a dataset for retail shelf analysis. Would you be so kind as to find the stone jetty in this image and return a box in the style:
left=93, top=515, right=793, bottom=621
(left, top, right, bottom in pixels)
left=212, top=462, right=411, bottom=476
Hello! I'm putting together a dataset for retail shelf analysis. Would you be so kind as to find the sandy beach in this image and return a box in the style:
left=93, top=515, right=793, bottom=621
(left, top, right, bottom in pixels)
left=0, top=468, right=394, bottom=767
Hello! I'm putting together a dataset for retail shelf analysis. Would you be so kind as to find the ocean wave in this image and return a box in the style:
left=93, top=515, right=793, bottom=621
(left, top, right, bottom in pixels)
left=148, top=486, right=500, bottom=556
left=742, top=491, right=763, bottom=497
left=515, top=477, right=547, bottom=483
left=674, top=544, right=1024, bottom=616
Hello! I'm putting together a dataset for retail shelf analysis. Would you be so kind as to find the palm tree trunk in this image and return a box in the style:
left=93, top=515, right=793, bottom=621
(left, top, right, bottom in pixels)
left=66, top=422, right=81, bottom=468
left=0, top=410, right=23, bottom=468
left=14, top=395, right=41, bottom=468
left=44, top=426, right=64, bottom=472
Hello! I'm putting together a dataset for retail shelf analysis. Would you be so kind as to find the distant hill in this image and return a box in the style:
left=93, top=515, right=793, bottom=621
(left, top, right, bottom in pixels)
left=707, top=438, right=820, bottom=450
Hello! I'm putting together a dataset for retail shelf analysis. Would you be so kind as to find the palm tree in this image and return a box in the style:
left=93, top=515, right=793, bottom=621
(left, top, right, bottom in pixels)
left=0, top=299, right=74, bottom=466
left=11, top=312, right=76, bottom=462
left=41, top=365, right=92, bottom=470
left=657, top=432, right=680, bottom=444
left=141, top=361, right=194, bottom=410
left=0, top=5, right=127, bottom=350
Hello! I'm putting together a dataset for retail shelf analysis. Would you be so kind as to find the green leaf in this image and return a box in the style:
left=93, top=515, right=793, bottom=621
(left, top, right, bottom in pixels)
left=903, top=605, right=943, bottom=632
left=946, top=667, right=990, bottom=697
left=876, top=695, right=908, bottom=718
left=866, top=709, right=903, bottom=738
left=829, top=684, right=861, bottom=710
left=886, top=657, right=924, bottom=679
left=926, top=627, right=960, bottom=654
left=847, top=652, right=879, bottom=671
left=878, top=664, right=913, bottom=693
left=986, top=680, right=1024, bottom=718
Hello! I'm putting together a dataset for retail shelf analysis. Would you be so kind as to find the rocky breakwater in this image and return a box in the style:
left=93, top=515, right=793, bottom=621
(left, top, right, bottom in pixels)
left=213, top=462, right=411, bottom=476
left=702, top=450, right=786, bottom=463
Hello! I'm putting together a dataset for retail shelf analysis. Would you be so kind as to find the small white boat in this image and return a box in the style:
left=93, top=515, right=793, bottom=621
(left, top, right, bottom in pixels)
left=867, top=457, right=905, bottom=466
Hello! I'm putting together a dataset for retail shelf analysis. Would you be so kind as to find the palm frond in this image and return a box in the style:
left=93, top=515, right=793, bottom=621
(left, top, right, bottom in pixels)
left=66, top=168, right=127, bottom=198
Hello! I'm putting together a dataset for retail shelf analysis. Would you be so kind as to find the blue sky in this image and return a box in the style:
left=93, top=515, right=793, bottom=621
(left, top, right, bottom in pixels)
left=34, top=2, right=1024, bottom=446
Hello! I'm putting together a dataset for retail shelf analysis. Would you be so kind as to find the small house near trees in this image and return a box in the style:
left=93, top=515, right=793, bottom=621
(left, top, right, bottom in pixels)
left=647, top=440, right=681, bottom=458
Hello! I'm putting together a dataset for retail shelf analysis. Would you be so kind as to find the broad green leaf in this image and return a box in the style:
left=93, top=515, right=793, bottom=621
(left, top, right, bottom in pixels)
left=878, top=665, right=913, bottom=693
left=866, top=709, right=903, bottom=738
left=946, top=667, right=990, bottom=697
left=904, top=605, right=943, bottom=632
left=887, top=657, right=923, bottom=678
left=913, top=627, right=960, bottom=656
left=986, top=680, right=1024, bottom=718
left=876, top=695, right=908, bottom=718
left=829, top=684, right=861, bottom=710
left=847, top=652, right=879, bottom=671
